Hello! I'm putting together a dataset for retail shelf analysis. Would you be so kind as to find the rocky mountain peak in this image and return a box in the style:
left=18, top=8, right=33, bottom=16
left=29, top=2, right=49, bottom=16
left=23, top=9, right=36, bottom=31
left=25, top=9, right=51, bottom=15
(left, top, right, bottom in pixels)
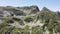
left=41, top=7, right=51, bottom=12
left=0, top=5, right=40, bottom=17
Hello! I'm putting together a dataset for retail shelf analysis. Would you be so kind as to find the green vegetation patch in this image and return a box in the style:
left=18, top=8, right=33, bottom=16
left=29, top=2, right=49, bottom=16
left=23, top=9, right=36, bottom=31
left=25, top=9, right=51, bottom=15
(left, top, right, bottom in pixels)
left=11, top=25, right=29, bottom=34
left=31, top=26, right=44, bottom=34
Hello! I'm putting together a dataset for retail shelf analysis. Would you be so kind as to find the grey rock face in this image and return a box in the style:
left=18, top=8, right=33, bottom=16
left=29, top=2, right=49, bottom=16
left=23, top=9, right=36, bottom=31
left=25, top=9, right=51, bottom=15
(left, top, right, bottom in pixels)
left=0, top=5, right=39, bottom=17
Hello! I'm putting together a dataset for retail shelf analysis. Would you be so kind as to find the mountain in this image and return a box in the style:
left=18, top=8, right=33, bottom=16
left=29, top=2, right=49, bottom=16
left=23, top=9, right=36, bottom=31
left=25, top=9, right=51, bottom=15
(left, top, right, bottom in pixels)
left=0, top=5, right=39, bottom=17
left=0, top=5, right=60, bottom=34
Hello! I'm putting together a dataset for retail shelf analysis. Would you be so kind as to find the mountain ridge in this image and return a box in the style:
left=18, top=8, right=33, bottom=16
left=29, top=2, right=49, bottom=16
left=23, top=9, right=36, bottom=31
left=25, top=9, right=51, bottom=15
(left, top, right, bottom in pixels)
left=0, top=5, right=60, bottom=34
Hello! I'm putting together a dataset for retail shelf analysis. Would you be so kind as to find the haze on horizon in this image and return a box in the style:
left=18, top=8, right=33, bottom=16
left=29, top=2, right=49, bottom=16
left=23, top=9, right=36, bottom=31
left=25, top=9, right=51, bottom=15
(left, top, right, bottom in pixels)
left=0, top=0, right=60, bottom=11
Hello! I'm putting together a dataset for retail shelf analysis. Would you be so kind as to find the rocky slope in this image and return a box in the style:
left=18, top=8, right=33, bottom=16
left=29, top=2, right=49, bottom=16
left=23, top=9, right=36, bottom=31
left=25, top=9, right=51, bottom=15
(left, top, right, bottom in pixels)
left=0, top=5, right=39, bottom=17
left=0, top=5, right=60, bottom=34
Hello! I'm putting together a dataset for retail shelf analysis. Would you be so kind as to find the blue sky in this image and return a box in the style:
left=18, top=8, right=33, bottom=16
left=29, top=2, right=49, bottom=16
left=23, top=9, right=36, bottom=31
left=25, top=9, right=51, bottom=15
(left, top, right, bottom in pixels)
left=0, top=0, right=60, bottom=11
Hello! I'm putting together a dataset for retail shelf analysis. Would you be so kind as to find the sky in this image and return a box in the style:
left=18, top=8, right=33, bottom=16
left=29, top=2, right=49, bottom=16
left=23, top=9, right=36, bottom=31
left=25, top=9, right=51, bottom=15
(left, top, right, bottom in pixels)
left=0, top=0, right=60, bottom=11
